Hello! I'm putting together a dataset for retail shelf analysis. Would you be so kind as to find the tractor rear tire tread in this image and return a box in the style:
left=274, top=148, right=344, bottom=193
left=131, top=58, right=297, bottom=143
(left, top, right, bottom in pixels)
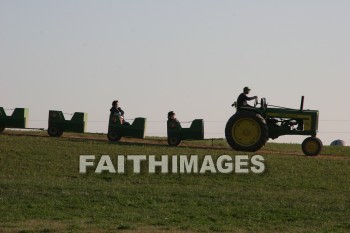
left=225, top=110, right=268, bottom=152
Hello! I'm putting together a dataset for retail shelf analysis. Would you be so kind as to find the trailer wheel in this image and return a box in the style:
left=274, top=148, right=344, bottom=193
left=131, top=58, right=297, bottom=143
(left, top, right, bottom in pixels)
left=225, top=111, right=268, bottom=152
left=0, top=125, right=5, bottom=133
left=57, top=130, right=64, bottom=137
left=168, top=136, right=181, bottom=146
left=302, top=137, right=323, bottom=156
left=107, top=131, right=122, bottom=142
left=47, top=126, right=63, bottom=137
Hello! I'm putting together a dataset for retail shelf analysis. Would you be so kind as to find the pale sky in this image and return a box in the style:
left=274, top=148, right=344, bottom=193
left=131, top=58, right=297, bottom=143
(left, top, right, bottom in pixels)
left=1, top=0, right=349, bottom=145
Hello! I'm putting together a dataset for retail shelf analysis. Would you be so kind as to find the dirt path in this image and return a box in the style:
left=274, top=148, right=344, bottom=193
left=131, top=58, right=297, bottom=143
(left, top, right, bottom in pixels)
left=2, top=131, right=349, bottom=160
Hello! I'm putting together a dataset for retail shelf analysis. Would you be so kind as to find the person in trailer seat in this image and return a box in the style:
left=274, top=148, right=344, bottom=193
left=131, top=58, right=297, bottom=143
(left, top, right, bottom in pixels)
left=167, top=111, right=181, bottom=129
left=110, top=100, right=130, bottom=125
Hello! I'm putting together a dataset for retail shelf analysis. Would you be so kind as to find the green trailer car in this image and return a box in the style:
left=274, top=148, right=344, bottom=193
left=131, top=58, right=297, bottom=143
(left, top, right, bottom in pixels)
left=107, top=115, right=147, bottom=141
left=0, top=107, right=29, bottom=132
left=167, top=119, right=204, bottom=146
left=47, top=110, right=88, bottom=137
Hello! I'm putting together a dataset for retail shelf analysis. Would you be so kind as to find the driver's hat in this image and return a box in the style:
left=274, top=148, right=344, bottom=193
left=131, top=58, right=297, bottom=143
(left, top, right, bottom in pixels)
left=243, top=87, right=251, bottom=91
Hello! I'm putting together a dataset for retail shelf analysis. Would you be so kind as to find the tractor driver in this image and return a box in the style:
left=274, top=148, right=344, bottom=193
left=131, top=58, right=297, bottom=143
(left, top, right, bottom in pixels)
left=235, top=87, right=258, bottom=109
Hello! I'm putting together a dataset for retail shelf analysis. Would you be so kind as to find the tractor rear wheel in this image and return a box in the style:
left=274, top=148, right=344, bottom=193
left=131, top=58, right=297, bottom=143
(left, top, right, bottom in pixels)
left=107, top=131, right=122, bottom=142
left=0, top=125, right=5, bottom=133
left=168, top=136, right=181, bottom=146
left=48, top=126, right=63, bottom=137
left=302, top=137, right=323, bottom=156
left=225, top=111, right=268, bottom=152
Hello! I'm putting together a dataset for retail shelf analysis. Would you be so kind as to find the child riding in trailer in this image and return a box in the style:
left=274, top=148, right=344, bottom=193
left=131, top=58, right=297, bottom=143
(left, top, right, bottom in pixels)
left=107, top=100, right=146, bottom=141
left=166, top=111, right=204, bottom=146
left=110, top=100, right=130, bottom=125
left=167, top=111, right=181, bottom=129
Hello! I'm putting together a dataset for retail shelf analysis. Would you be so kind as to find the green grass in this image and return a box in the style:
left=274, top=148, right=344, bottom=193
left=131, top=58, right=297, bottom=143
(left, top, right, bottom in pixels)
left=0, top=133, right=350, bottom=232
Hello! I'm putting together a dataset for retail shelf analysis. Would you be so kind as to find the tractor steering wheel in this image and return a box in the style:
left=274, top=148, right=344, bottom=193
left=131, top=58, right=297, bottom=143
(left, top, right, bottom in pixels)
left=254, top=98, right=258, bottom=108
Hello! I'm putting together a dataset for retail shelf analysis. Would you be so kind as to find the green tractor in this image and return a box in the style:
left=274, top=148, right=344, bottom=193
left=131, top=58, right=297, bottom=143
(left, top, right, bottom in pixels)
left=225, top=96, right=323, bottom=156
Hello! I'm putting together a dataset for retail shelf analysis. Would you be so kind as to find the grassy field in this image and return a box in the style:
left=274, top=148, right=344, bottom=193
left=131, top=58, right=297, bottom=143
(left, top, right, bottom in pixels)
left=0, top=131, right=350, bottom=232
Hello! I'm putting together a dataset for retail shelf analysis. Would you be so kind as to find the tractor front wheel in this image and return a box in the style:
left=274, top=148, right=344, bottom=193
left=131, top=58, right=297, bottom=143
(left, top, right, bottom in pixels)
left=48, top=126, right=63, bottom=137
left=302, top=137, right=323, bottom=156
left=0, top=125, right=5, bottom=133
left=225, top=111, right=268, bottom=152
left=107, top=131, right=122, bottom=142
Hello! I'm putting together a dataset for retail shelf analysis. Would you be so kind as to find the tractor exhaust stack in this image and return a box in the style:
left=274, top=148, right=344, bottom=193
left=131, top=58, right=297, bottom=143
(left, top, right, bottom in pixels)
left=300, top=96, right=304, bottom=111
